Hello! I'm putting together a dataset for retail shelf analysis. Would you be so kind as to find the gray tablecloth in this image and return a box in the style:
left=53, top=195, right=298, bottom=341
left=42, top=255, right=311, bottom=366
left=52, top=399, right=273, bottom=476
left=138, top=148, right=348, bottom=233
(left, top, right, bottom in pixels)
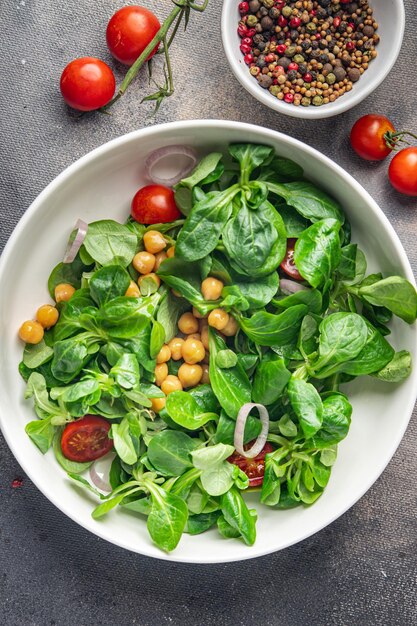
left=0, top=1, right=416, bottom=624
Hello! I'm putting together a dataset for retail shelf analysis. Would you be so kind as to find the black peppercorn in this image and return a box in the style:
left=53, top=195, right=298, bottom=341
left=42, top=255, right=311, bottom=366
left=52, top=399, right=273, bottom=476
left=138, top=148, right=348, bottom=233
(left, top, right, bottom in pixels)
left=260, top=16, right=273, bottom=30
left=319, top=53, right=329, bottom=64
left=258, top=74, right=273, bottom=88
left=287, top=69, right=298, bottom=81
left=249, top=0, right=261, bottom=11
left=269, top=7, right=280, bottom=19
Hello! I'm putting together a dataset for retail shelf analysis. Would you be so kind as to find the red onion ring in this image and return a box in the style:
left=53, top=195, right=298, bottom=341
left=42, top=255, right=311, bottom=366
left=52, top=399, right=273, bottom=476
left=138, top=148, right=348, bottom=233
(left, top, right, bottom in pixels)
left=89, top=453, right=114, bottom=493
left=280, top=278, right=308, bottom=295
left=234, top=403, right=269, bottom=459
left=145, top=145, right=198, bottom=186
left=63, top=219, right=88, bottom=264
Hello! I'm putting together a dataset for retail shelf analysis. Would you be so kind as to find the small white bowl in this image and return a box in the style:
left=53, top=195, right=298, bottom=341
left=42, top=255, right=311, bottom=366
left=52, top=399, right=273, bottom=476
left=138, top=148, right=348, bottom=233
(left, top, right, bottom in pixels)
left=221, top=0, right=405, bottom=119
left=0, top=120, right=416, bottom=563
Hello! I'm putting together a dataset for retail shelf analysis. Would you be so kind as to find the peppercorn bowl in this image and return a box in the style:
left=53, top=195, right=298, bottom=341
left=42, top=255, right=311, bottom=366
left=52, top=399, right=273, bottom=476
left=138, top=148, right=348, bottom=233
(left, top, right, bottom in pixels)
left=0, top=120, right=416, bottom=563
left=221, top=0, right=405, bottom=119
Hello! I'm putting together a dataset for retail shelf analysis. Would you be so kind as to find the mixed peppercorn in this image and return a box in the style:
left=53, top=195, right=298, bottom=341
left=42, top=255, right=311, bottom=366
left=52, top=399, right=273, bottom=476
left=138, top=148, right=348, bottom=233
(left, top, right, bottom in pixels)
left=237, top=0, right=379, bottom=107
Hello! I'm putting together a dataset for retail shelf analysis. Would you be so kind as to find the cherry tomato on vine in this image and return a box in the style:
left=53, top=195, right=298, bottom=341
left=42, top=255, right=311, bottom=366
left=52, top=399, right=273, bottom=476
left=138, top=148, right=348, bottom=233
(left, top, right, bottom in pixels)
left=350, top=114, right=396, bottom=161
left=61, top=415, right=113, bottom=462
left=131, top=185, right=181, bottom=224
left=60, top=58, right=116, bottom=111
left=280, top=238, right=303, bottom=280
left=106, top=6, right=161, bottom=66
left=228, top=442, right=274, bottom=487
left=388, top=148, right=417, bottom=196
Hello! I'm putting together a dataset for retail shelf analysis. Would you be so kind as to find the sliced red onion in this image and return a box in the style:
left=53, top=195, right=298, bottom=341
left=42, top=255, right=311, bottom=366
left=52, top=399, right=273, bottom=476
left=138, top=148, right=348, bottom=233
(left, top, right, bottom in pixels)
left=234, top=403, right=269, bottom=459
left=89, top=453, right=115, bottom=493
left=280, top=278, right=308, bottom=295
left=145, top=145, right=198, bottom=186
left=63, top=219, right=88, bottom=264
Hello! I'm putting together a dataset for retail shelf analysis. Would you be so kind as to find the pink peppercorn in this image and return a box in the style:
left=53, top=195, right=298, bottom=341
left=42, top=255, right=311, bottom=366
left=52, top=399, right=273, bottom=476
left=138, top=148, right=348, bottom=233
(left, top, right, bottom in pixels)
left=290, top=17, right=301, bottom=28
left=244, top=53, right=254, bottom=64
left=237, top=23, right=248, bottom=38
left=284, top=93, right=294, bottom=103
left=238, top=2, right=249, bottom=16
left=288, top=62, right=298, bottom=71
left=265, top=53, right=275, bottom=63
left=242, top=37, right=253, bottom=47
left=346, top=41, right=356, bottom=51
left=276, top=44, right=287, bottom=55
left=240, top=43, right=252, bottom=55
left=333, top=16, right=341, bottom=28
left=303, top=72, right=313, bottom=82
left=278, top=15, right=288, bottom=28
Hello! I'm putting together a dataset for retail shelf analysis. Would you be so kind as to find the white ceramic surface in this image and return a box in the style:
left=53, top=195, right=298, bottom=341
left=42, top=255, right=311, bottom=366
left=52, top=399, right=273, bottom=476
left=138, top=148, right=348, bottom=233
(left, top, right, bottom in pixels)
left=0, top=120, right=416, bottom=563
left=221, top=0, right=405, bottom=119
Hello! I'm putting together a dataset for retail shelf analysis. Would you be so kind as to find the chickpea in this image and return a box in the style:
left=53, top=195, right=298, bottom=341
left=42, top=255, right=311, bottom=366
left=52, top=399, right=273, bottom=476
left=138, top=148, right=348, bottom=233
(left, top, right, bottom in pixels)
left=181, top=338, right=205, bottom=365
left=168, top=337, right=185, bottom=361
left=221, top=315, right=239, bottom=337
left=155, top=363, right=169, bottom=387
left=166, top=246, right=175, bottom=258
left=138, top=273, right=161, bottom=293
left=151, top=396, right=166, bottom=413
left=143, top=230, right=167, bottom=254
left=201, top=363, right=210, bottom=385
left=192, top=306, right=206, bottom=319
left=200, top=324, right=209, bottom=350
left=178, top=312, right=199, bottom=334
left=178, top=363, right=203, bottom=388
left=156, top=344, right=171, bottom=364
left=36, top=304, right=59, bottom=329
left=187, top=333, right=201, bottom=341
left=171, top=289, right=182, bottom=298
left=208, top=308, right=229, bottom=331
left=125, top=281, right=141, bottom=298
left=161, top=375, right=183, bottom=395
left=154, top=251, right=167, bottom=271
left=55, top=283, right=75, bottom=303
left=132, top=251, right=156, bottom=275
left=201, top=277, right=224, bottom=301
left=18, top=320, right=44, bottom=344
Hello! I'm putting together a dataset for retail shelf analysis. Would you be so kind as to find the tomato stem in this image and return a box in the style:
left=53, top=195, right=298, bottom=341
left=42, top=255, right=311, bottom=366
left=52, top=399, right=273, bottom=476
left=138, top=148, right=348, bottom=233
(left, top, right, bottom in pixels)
left=384, top=130, right=417, bottom=151
left=100, top=0, right=210, bottom=113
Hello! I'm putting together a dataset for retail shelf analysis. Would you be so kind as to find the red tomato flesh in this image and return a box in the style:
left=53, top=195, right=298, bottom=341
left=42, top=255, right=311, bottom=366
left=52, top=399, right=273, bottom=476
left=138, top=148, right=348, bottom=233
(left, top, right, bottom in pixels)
left=280, top=238, right=303, bottom=280
left=350, top=114, right=395, bottom=161
left=131, top=184, right=181, bottom=224
left=61, top=415, right=113, bottom=462
left=60, top=57, right=116, bottom=111
left=228, top=442, right=274, bottom=487
left=389, top=147, right=417, bottom=196
left=106, top=6, right=161, bottom=66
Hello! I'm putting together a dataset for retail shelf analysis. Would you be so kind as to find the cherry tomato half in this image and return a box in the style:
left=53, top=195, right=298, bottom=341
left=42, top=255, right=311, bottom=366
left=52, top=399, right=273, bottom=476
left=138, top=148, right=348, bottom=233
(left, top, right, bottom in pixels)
left=61, top=415, right=113, bottom=462
left=388, top=147, right=417, bottom=196
left=280, top=238, right=303, bottom=280
left=350, top=114, right=396, bottom=161
left=131, top=185, right=181, bottom=224
left=228, top=442, right=274, bottom=487
left=106, top=6, right=161, bottom=66
left=60, top=57, right=116, bottom=111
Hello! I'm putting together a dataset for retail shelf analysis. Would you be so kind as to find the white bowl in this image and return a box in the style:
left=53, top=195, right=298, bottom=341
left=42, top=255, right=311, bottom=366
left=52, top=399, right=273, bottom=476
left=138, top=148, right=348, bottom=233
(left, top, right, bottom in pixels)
left=221, top=0, right=405, bottom=119
left=0, top=120, right=416, bottom=563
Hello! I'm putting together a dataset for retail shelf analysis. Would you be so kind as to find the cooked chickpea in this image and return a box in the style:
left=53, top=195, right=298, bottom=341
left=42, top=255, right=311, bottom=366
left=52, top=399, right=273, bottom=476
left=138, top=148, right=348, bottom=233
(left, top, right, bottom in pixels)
left=154, top=251, right=167, bottom=271
left=138, top=273, right=161, bottom=293
left=171, top=289, right=182, bottom=298
left=143, top=230, right=167, bottom=254
left=54, top=283, right=75, bottom=303
left=200, top=324, right=209, bottom=350
left=132, top=251, right=156, bottom=275
left=161, top=375, right=183, bottom=395
left=178, top=312, right=199, bottom=334
left=201, top=363, right=210, bottom=384
left=181, top=338, right=205, bottom=365
left=156, top=344, right=171, bottom=364
left=151, top=396, right=166, bottom=413
left=168, top=337, right=185, bottom=361
left=192, top=306, right=206, bottom=319
left=221, top=315, right=239, bottom=337
left=187, top=333, right=201, bottom=341
left=166, top=246, right=175, bottom=258
left=208, top=308, right=229, bottom=331
left=155, top=363, right=169, bottom=387
left=201, top=277, right=224, bottom=301
left=18, top=320, right=44, bottom=344
left=178, top=363, right=203, bottom=388
left=125, top=281, right=141, bottom=298
left=36, top=304, right=59, bottom=329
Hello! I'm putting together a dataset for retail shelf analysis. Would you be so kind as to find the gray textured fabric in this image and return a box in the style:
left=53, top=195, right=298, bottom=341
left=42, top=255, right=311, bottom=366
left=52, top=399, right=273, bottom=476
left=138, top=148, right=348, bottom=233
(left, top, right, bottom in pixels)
left=0, top=1, right=416, bottom=624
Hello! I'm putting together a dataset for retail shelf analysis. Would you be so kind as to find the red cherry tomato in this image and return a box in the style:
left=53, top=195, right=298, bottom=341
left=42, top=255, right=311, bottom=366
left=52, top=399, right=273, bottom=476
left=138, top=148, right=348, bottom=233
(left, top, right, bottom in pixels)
left=280, top=238, right=303, bottom=280
left=131, top=185, right=181, bottom=224
left=350, top=114, right=396, bottom=161
left=61, top=415, right=113, bottom=462
left=388, top=148, right=417, bottom=196
left=60, top=58, right=116, bottom=112
left=228, top=442, right=274, bottom=487
left=106, top=6, right=160, bottom=66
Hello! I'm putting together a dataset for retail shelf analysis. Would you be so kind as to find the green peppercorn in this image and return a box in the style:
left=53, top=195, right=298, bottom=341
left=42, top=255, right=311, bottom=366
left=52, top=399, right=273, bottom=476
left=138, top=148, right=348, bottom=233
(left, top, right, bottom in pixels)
left=282, top=6, right=292, bottom=17
left=317, top=73, right=325, bottom=83
left=247, top=15, right=258, bottom=27
left=262, top=0, right=274, bottom=8
left=293, top=54, right=305, bottom=63
left=285, top=45, right=297, bottom=58
left=313, top=95, right=324, bottom=106
left=326, top=72, right=336, bottom=85
left=301, top=97, right=311, bottom=107
left=306, top=22, right=317, bottom=33
left=269, top=85, right=281, bottom=96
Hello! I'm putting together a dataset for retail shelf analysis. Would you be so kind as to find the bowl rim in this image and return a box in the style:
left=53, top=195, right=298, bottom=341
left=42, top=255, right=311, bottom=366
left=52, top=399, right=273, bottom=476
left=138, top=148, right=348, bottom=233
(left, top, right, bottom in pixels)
left=220, top=0, right=405, bottom=119
left=0, top=119, right=416, bottom=563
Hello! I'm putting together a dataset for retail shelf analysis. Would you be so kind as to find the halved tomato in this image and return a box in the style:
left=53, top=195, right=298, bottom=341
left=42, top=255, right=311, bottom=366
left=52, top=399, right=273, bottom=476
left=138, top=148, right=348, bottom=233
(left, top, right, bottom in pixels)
left=61, top=415, right=113, bottom=462
left=228, top=442, right=274, bottom=487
